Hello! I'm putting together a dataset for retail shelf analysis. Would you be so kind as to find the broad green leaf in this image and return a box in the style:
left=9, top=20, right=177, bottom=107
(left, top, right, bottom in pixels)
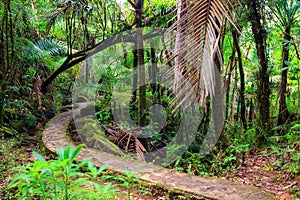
left=33, top=150, right=46, bottom=162
left=57, top=147, right=65, bottom=160
left=281, top=67, right=289, bottom=71
left=283, top=60, right=291, bottom=66
left=70, top=145, right=83, bottom=162
left=64, top=145, right=71, bottom=161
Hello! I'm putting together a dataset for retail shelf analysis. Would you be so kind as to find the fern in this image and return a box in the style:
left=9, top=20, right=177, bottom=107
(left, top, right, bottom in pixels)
left=291, top=123, right=300, bottom=131
left=34, top=39, right=66, bottom=56
left=20, top=38, right=66, bottom=61
left=252, top=123, right=268, bottom=138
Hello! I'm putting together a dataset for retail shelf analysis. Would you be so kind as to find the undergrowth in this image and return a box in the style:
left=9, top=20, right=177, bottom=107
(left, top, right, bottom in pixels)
left=6, top=145, right=150, bottom=200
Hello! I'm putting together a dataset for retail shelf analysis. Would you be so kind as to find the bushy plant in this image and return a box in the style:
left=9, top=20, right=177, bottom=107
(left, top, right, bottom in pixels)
left=7, top=145, right=149, bottom=200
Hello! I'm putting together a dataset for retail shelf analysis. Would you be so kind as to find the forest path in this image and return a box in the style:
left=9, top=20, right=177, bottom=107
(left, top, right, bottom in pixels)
left=42, top=103, right=276, bottom=200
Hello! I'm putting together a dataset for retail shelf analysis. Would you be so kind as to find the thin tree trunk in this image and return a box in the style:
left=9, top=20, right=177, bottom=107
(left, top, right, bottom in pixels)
left=277, top=26, right=291, bottom=126
left=150, top=41, right=157, bottom=97
left=31, top=0, right=40, bottom=38
left=230, top=69, right=237, bottom=123
left=0, top=36, right=3, bottom=124
left=224, top=47, right=236, bottom=121
left=248, top=98, right=255, bottom=121
left=135, top=0, right=146, bottom=127
left=132, top=44, right=138, bottom=103
left=246, top=0, right=270, bottom=140
left=232, top=29, right=247, bottom=129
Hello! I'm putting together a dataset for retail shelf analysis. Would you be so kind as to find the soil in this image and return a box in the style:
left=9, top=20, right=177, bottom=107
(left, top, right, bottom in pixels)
left=226, top=151, right=300, bottom=200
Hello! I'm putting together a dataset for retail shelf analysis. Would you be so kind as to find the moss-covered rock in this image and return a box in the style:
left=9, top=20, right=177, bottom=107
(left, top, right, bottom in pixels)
left=78, top=118, right=124, bottom=156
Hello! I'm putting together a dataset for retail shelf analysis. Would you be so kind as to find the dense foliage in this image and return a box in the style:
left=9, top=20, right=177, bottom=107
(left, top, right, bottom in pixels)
left=0, top=0, right=299, bottom=199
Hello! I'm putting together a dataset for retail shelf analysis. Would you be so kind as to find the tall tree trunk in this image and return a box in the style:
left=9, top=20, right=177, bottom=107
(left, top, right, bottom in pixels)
left=277, top=26, right=291, bottom=126
left=135, top=0, right=148, bottom=151
left=132, top=44, right=138, bottom=103
left=150, top=41, right=158, bottom=97
left=31, top=0, right=40, bottom=38
left=135, top=0, right=146, bottom=127
left=0, top=13, right=5, bottom=124
left=246, top=0, right=270, bottom=140
left=224, top=48, right=236, bottom=121
left=248, top=98, right=255, bottom=121
left=232, top=29, right=247, bottom=129
left=1, top=0, right=14, bottom=123
left=230, top=69, right=238, bottom=123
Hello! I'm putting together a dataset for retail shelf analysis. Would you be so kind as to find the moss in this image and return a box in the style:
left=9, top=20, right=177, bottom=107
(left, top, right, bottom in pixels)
left=78, top=119, right=124, bottom=156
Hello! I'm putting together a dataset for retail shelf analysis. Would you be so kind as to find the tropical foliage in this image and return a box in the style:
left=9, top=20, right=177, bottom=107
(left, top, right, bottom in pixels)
left=0, top=0, right=299, bottom=198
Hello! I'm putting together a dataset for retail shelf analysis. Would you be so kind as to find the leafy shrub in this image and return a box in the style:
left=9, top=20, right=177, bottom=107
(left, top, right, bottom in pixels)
left=8, top=145, right=149, bottom=200
left=25, top=114, right=37, bottom=128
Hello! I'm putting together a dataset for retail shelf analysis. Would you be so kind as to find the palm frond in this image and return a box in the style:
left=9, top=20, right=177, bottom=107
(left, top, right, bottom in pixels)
left=34, top=39, right=67, bottom=56
left=21, top=38, right=66, bottom=61
left=165, top=0, right=235, bottom=105
left=135, top=137, right=146, bottom=161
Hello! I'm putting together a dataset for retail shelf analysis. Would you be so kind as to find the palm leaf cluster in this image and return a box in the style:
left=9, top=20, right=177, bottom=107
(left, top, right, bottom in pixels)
left=165, top=0, right=235, bottom=105
left=21, top=38, right=66, bottom=61
left=46, top=0, right=92, bottom=33
left=271, top=0, right=300, bottom=27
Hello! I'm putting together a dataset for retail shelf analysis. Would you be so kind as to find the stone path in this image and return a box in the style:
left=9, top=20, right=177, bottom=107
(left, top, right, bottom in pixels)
left=42, top=104, right=277, bottom=200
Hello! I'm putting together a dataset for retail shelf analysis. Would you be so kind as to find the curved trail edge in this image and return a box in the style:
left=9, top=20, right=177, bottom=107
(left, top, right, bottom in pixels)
left=42, top=103, right=276, bottom=200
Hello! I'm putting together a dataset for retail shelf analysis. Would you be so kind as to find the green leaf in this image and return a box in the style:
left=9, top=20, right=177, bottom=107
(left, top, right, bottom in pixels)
left=0, top=126, right=17, bottom=136
left=40, top=181, right=46, bottom=191
left=21, top=185, right=32, bottom=196
left=64, top=145, right=71, bottom=161
left=283, top=60, right=291, bottom=66
left=33, top=151, right=46, bottom=162
left=291, top=123, right=300, bottom=130
left=113, top=176, right=126, bottom=182
left=70, top=145, right=83, bottom=162
left=133, top=189, right=152, bottom=194
left=73, top=159, right=89, bottom=171
left=57, top=147, right=65, bottom=160
left=102, top=182, right=113, bottom=193
left=98, top=165, right=107, bottom=173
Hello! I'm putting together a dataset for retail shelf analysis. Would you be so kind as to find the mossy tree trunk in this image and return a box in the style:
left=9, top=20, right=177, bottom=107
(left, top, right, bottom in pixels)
left=246, top=0, right=271, bottom=142
left=135, top=0, right=148, bottom=150
left=277, top=26, right=291, bottom=126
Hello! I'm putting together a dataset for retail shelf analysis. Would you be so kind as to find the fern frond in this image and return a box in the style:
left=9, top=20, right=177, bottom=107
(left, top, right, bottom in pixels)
left=21, top=38, right=66, bottom=61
